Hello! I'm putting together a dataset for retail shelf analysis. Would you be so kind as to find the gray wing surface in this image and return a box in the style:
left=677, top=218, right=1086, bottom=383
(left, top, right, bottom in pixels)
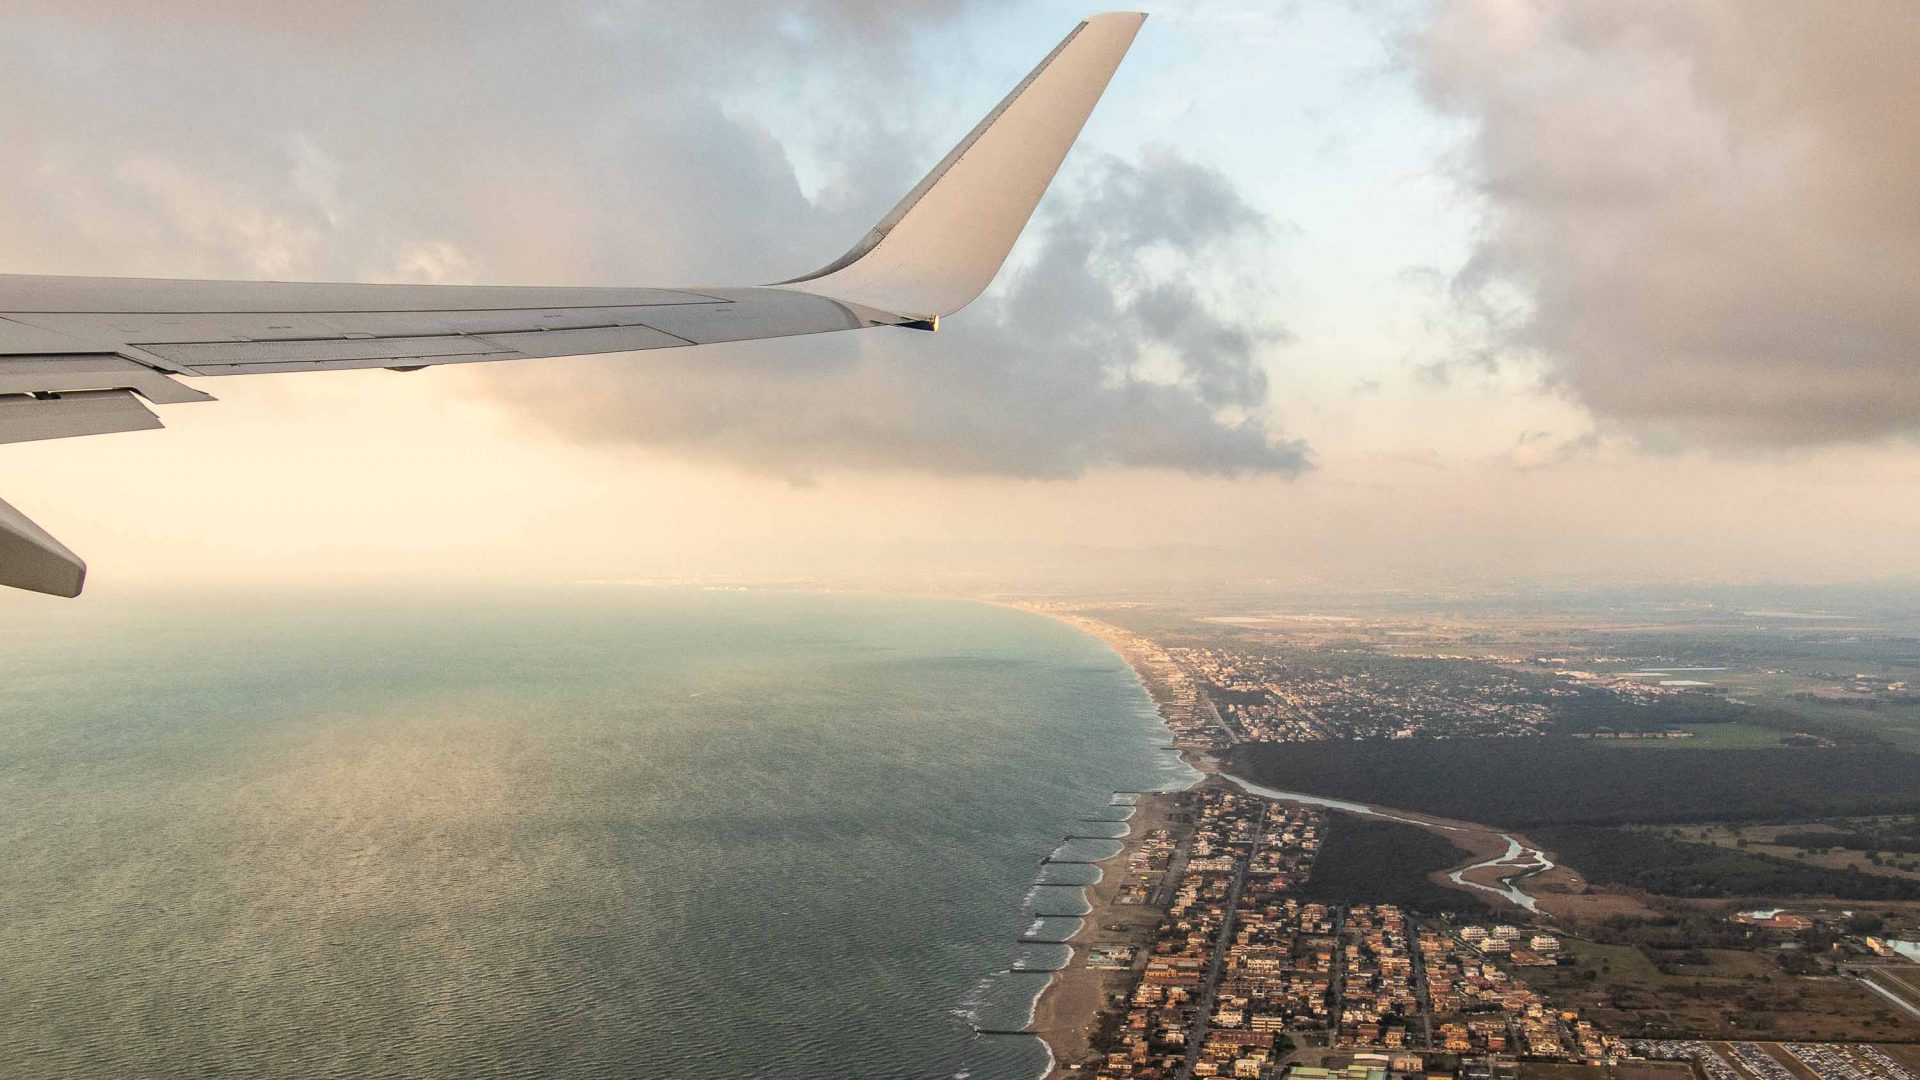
left=0, top=12, right=1146, bottom=597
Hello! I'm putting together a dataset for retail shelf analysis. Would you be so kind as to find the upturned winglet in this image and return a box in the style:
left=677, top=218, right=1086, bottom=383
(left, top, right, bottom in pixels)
left=780, top=12, right=1147, bottom=322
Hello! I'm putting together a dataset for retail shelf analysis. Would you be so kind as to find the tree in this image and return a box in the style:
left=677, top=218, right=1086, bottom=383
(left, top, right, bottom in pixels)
left=1847, top=913, right=1886, bottom=935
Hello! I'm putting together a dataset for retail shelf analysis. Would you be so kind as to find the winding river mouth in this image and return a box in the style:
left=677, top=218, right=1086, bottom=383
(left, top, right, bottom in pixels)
left=1446, top=835, right=1555, bottom=913
left=1220, top=773, right=1553, bottom=913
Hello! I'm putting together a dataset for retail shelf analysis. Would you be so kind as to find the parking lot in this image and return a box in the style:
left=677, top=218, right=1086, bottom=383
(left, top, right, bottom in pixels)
left=1635, top=1039, right=1920, bottom=1080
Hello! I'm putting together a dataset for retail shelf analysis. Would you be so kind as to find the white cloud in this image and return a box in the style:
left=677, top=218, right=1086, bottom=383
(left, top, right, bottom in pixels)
left=1417, top=0, right=1920, bottom=447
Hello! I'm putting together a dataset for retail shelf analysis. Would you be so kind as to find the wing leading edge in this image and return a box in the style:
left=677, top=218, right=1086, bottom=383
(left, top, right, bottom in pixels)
left=0, top=12, right=1146, bottom=597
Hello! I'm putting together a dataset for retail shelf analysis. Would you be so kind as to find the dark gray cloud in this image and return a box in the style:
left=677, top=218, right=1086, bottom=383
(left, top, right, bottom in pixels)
left=1415, top=1, right=1920, bottom=447
left=0, top=1, right=1301, bottom=480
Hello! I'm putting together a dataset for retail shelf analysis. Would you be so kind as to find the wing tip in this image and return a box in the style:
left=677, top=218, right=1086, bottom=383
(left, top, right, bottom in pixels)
left=779, top=10, right=1149, bottom=321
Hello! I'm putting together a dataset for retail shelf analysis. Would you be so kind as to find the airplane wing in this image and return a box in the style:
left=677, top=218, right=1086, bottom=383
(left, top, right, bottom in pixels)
left=0, top=12, right=1146, bottom=597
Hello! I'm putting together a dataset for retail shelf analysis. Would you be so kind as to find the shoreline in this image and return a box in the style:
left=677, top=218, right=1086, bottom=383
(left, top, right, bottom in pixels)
left=1013, top=603, right=1551, bottom=909
left=1025, top=789, right=1186, bottom=1077
left=998, top=604, right=1212, bottom=1079
left=1003, top=602, right=1578, bottom=1076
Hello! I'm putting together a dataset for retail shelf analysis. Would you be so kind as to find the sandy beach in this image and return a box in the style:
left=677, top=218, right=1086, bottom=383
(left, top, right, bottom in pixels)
left=1005, top=604, right=1221, bottom=1076
left=1029, top=789, right=1188, bottom=1078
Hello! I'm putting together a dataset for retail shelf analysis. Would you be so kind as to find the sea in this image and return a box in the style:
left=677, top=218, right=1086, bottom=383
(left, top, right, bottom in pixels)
left=0, top=588, right=1193, bottom=1080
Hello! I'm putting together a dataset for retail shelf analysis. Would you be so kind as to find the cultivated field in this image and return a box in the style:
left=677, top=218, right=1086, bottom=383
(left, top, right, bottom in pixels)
left=1530, top=939, right=1920, bottom=1042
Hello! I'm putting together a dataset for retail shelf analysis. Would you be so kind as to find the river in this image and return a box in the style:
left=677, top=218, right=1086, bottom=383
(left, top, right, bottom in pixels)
left=1220, top=774, right=1554, bottom=913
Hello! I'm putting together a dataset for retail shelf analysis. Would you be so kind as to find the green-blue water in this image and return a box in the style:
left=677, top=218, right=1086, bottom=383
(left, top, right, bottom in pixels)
left=0, top=589, right=1190, bottom=1079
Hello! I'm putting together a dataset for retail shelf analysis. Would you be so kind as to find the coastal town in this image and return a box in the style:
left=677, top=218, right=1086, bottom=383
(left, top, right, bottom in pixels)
left=1044, top=784, right=1635, bottom=1080
left=1179, top=648, right=1558, bottom=742
left=1029, top=603, right=1859, bottom=749
left=1017, top=604, right=1920, bottom=1080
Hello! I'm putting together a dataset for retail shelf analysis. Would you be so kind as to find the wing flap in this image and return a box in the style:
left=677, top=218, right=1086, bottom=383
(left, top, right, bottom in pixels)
left=0, top=355, right=213, bottom=404
left=0, top=389, right=162, bottom=445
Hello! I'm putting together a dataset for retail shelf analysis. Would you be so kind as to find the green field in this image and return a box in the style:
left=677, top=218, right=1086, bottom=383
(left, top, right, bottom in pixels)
left=1730, top=674, right=1920, bottom=751
left=1584, top=721, right=1787, bottom=749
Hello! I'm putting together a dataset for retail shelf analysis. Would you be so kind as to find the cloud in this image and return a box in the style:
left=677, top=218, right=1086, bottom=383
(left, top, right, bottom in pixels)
left=1503, top=429, right=1600, bottom=472
left=0, top=0, right=884, bottom=284
left=1413, top=1, right=1920, bottom=447
left=0, top=0, right=1301, bottom=482
left=481, top=149, right=1307, bottom=480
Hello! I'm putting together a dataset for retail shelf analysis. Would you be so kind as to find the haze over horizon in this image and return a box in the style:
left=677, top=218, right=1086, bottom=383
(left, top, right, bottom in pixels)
left=5, top=0, right=1918, bottom=599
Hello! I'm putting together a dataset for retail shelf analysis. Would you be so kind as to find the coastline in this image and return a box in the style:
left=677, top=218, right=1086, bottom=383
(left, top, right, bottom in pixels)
left=1002, top=601, right=1580, bottom=1077
left=1001, top=604, right=1215, bottom=1079
left=1026, top=790, right=1186, bottom=1078
left=1016, top=603, right=1567, bottom=912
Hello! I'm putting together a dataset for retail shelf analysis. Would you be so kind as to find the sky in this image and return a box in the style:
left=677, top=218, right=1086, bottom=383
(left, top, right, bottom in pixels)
left=3, top=0, right=1918, bottom=600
